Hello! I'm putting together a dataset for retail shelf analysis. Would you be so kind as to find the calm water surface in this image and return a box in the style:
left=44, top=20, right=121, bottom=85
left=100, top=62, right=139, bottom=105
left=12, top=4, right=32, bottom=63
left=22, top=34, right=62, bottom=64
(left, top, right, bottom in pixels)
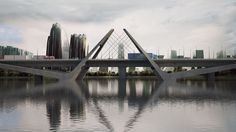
left=0, top=78, right=236, bottom=132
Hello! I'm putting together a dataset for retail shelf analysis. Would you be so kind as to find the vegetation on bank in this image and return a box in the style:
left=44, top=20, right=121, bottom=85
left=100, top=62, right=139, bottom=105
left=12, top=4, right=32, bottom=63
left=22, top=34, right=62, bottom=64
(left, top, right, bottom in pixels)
left=86, top=71, right=155, bottom=76
left=1, top=69, right=236, bottom=77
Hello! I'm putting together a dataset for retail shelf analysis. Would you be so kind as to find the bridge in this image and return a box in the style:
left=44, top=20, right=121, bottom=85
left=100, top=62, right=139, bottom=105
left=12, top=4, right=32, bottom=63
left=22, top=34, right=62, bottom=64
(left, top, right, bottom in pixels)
left=0, top=29, right=236, bottom=81
left=1, top=59, right=236, bottom=68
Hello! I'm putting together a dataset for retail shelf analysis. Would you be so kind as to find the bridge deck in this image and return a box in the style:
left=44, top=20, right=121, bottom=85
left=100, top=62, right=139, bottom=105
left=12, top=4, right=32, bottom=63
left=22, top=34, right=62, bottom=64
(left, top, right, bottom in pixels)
left=0, top=59, right=236, bottom=68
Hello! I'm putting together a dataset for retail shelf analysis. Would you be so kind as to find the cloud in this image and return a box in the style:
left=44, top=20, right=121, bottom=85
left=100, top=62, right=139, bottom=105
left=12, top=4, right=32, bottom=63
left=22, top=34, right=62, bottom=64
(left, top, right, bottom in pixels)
left=0, top=0, right=235, bottom=57
left=0, top=25, right=22, bottom=44
left=0, top=0, right=180, bottom=23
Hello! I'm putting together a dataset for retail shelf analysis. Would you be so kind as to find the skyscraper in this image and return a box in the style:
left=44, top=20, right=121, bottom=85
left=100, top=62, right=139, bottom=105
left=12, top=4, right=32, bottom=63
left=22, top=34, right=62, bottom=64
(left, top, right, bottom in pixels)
left=69, top=34, right=88, bottom=59
left=118, top=43, right=124, bottom=59
left=46, top=23, right=62, bottom=59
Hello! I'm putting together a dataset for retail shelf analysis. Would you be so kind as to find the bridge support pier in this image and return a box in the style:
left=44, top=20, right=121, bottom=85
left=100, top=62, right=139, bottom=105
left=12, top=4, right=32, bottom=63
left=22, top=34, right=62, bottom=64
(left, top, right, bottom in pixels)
left=207, top=72, right=215, bottom=81
left=118, top=66, right=126, bottom=80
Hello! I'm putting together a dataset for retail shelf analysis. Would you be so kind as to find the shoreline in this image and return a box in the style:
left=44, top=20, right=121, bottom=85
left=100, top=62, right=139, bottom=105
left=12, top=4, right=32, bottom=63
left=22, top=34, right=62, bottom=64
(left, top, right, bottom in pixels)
left=0, top=75, right=236, bottom=81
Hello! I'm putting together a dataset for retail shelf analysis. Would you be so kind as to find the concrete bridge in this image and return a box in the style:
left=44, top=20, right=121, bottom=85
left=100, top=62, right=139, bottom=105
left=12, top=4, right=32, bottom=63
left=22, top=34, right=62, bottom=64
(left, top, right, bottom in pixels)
left=0, top=29, right=236, bottom=81
left=0, top=59, right=236, bottom=68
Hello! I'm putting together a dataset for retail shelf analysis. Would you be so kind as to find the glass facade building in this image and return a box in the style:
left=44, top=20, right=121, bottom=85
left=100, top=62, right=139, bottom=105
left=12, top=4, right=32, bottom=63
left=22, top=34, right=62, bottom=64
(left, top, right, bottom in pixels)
left=46, top=23, right=62, bottom=59
left=128, top=53, right=157, bottom=60
left=46, top=23, right=89, bottom=59
left=193, top=50, right=204, bottom=59
left=0, top=45, right=33, bottom=57
left=171, top=50, right=177, bottom=59
left=69, top=34, right=88, bottom=59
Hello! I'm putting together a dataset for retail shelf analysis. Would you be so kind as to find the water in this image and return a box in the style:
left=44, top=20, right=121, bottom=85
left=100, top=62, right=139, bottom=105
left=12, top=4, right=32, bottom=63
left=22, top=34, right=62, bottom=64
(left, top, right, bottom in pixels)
left=0, top=78, right=236, bottom=132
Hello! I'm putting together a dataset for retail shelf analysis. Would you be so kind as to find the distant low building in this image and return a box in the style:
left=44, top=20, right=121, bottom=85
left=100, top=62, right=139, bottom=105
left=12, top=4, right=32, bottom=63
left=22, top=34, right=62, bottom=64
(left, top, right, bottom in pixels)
left=216, top=50, right=226, bottom=58
left=33, top=55, right=55, bottom=60
left=171, top=50, right=177, bottom=59
left=193, top=50, right=204, bottom=59
left=157, top=55, right=164, bottom=59
left=177, top=55, right=184, bottom=58
left=4, top=55, right=32, bottom=60
left=128, top=53, right=157, bottom=73
left=99, top=67, right=108, bottom=73
left=128, top=53, right=157, bottom=60
left=0, top=45, right=33, bottom=58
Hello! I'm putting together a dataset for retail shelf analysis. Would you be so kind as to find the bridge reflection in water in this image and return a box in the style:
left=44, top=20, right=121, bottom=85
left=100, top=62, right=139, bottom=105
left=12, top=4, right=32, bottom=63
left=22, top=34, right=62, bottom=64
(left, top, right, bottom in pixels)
left=0, top=79, right=236, bottom=131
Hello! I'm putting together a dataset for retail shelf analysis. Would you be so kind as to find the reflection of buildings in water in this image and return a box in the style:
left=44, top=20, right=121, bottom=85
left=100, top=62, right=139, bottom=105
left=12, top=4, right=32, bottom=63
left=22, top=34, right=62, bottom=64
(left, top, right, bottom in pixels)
left=127, top=80, right=153, bottom=107
left=70, top=100, right=85, bottom=121
left=46, top=100, right=61, bottom=131
left=0, top=99, right=18, bottom=113
left=142, top=81, right=151, bottom=97
left=87, top=79, right=119, bottom=97
left=98, top=79, right=108, bottom=89
left=0, top=79, right=35, bottom=91
left=110, top=79, right=116, bottom=94
left=1, top=79, right=236, bottom=129
left=128, top=80, right=136, bottom=98
left=91, top=80, right=98, bottom=96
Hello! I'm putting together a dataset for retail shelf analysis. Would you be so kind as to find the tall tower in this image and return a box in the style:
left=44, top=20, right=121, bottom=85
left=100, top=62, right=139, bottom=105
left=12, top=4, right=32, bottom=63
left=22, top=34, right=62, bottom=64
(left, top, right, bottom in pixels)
left=118, top=43, right=124, bottom=59
left=46, top=23, right=62, bottom=59
left=69, top=34, right=88, bottom=59
left=80, top=34, right=87, bottom=59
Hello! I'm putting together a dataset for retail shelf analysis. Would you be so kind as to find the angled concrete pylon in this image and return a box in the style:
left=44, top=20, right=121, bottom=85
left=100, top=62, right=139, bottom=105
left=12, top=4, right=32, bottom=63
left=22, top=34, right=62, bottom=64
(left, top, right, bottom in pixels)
left=75, top=30, right=115, bottom=80
left=172, top=63, right=236, bottom=79
left=123, top=29, right=167, bottom=81
left=0, top=63, right=64, bottom=79
left=0, top=29, right=114, bottom=81
left=64, top=29, right=114, bottom=80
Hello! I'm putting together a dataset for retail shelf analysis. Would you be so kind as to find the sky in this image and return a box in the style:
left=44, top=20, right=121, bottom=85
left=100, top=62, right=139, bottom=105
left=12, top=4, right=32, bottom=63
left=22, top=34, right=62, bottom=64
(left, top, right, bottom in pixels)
left=0, top=0, right=235, bottom=58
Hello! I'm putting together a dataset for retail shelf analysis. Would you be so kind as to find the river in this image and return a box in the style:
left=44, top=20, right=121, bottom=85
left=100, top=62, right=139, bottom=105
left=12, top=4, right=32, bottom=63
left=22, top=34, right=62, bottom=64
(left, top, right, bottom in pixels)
left=0, top=78, right=235, bottom=132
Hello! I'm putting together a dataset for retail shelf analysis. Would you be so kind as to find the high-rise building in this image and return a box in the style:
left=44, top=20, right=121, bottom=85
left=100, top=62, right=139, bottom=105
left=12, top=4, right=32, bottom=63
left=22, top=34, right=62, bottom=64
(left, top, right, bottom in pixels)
left=80, top=34, right=87, bottom=59
left=46, top=23, right=88, bottom=59
left=118, top=43, right=124, bottom=59
left=170, top=50, right=177, bottom=59
left=69, top=34, right=88, bottom=59
left=46, top=23, right=62, bottom=59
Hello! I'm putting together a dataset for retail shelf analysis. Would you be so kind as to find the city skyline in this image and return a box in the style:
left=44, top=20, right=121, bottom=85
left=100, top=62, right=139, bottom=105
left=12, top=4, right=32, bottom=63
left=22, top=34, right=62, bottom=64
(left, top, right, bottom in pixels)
left=0, top=0, right=235, bottom=57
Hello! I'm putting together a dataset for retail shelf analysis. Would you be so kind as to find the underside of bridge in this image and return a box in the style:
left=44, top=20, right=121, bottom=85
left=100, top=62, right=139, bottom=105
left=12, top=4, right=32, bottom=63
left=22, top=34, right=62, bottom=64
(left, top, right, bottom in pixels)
left=0, top=29, right=236, bottom=82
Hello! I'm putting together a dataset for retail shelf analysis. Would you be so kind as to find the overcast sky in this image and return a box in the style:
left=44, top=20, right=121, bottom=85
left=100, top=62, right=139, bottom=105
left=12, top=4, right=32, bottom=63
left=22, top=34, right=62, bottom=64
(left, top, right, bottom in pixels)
left=0, top=0, right=235, bottom=57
